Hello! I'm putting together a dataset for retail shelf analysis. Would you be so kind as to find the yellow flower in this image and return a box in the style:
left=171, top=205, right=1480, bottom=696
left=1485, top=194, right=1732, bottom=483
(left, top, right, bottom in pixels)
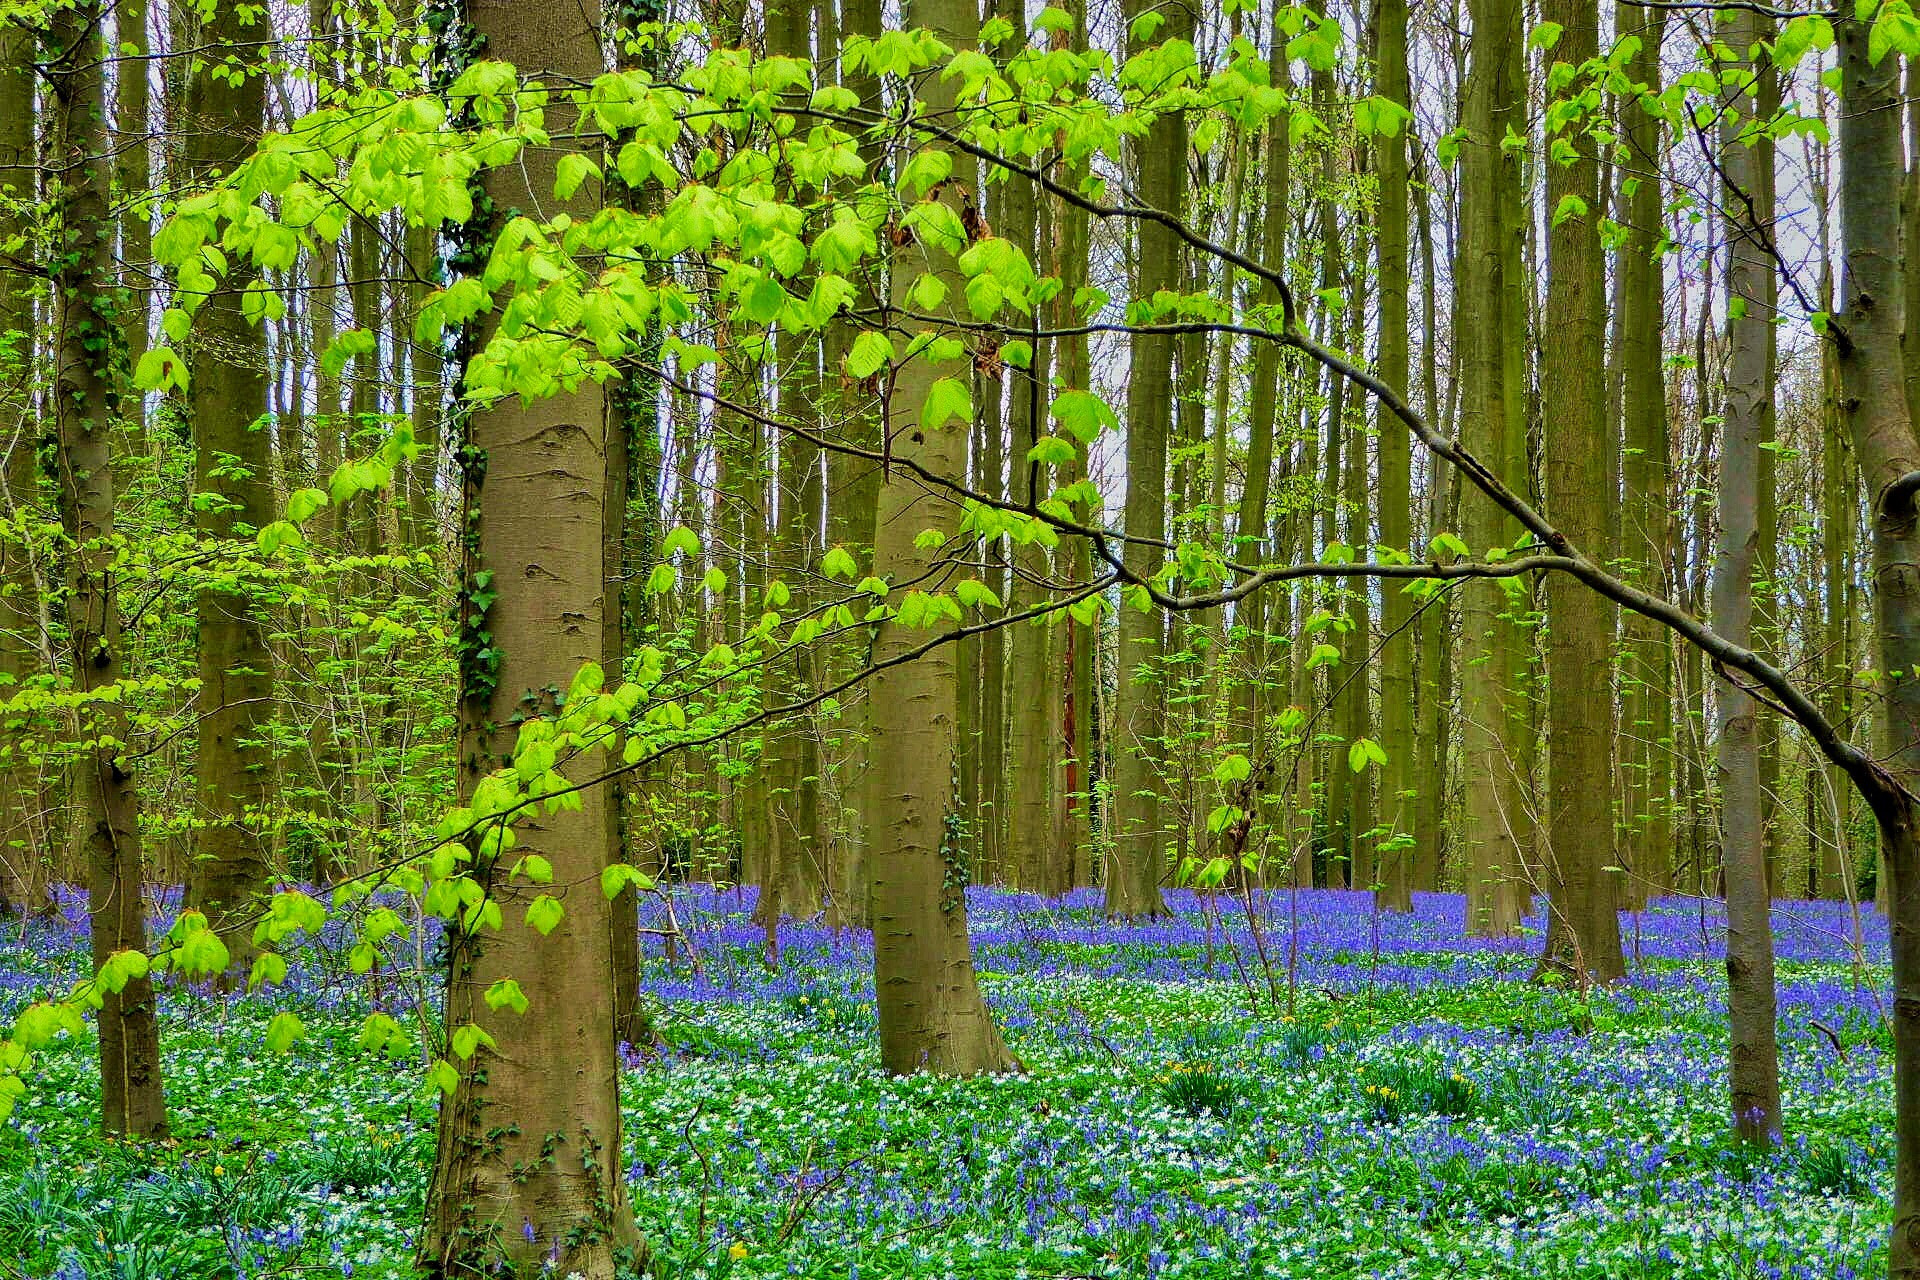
left=729, top=1242, right=749, bottom=1262
left=213, top=1165, right=225, bottom=1176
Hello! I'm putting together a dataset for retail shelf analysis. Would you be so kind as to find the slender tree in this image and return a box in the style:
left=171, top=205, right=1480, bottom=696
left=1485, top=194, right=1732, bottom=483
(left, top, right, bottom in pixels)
left=47, top=0, right=170, bottom=1140
left=1458, top=0, right=1528, bottom=936
left=1711, top=8, right=1782, bottom=1144
left=1373, top=0, right=1414, bottom=911
left=1617, top=0, right=1674, bottom=901
left=1105, top=0, right=1195, bottom=918
left=0, top=3, right=43, bottom=916
left=178, top=0, right=276, bottom=968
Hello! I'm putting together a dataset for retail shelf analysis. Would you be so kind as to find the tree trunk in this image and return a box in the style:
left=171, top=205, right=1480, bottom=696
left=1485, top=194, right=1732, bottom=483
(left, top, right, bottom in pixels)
left=820, top=0, right=882, bottom=926
left=1458, top=0, right=1527, bottom=936
left=1003, top=73, right=1063, bottom=892
left=0, top=10, right=46, bottom=916
left=1617, top=1, right=1674, bottom=902
left=1413, top=141, right=1454, bottom=894
left=421, top=3, right=641, bottom=1272
left=1373, top=0, right=1413, bottom=912
left=1534, top=0, right=1624, bottom=986
left=1104, top=0, right=1192, bottom=919
left=114, top=0, right=151, bottom=390
left=1050, top=0, right=1095, bottom=886
left=865, top=0, right=1019, bottom=1077
left=1231, top=16, right=1290, bottom=883
left=179, top=0, right=275, bottom=972
left=48, top=0, right=170, bottom=1141
left=1710, top=10, right=1782, bottom=1145
left=1835, top=14, right=1920, bottom=1273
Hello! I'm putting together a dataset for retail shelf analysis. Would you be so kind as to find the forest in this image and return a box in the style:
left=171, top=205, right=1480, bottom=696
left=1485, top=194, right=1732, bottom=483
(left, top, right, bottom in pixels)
left=0, top=0, right=1915, bottom=1275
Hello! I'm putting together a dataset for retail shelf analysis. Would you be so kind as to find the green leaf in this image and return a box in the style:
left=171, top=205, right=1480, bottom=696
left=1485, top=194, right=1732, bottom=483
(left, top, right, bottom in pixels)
left=846, top=331, right=893, bottom=380
left=512, top=854, right=554, bottom=885
left=264, top=1011, right=304, bottom=1054
left=900, top=149, right=954, bottom=199
left=98, top=948, right=149, bottom=995
left=426, top=1058, right=461, bottom=1095
left=822, top=546, right=858, bottom=580
left=919, top=377, right=973, bottom=430
left=451, top=1023, right=496, bottom=1059
left=286, top=487, right=329, bottom=524
left=357, top=1012, right=412, bottom=1059
left=248, top=951, right=288, bottom=990
left=525, top=894, right=564, bottom=935
left=1129, top=9, right=1166, bottom=41
left=601, top=862, right=656, bottom=900
left=133, top=347, right=189, bottom=393
left=1347, top=737, right=1388, bottom=773
left=484, top=978, right=530, bottom=1015
left=1206, top=804, right=1244, bottom=835
left=1211, top=753, right=1252, bottom=785
left=954, top=579, right=1002, bottom=610
left=1529, top=20, right=1564, bottom=50
left=1050, top=389, right=1118, bottom=443
left=907, top=273, right=948, bottom=311
left=554, top=153, right=600, bottom=200
left=1026, top=436, right=1078, bottom=467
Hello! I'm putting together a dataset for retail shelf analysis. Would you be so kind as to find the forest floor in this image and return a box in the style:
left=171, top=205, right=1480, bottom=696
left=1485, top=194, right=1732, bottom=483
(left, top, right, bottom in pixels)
left=0, top=886, right=1891, bottom=1279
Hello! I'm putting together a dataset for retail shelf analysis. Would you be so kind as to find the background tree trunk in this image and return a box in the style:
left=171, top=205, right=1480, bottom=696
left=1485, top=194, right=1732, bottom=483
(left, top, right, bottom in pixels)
left=1104, top=0, right=1194, bottom=919
left=1536, top=0, right=1624, bottom=986
left=179, top=0, right=276, bottom=971
left=1373, top=0, right=1413, bottom=912
left=1458, top=0, right=1527, bottom=936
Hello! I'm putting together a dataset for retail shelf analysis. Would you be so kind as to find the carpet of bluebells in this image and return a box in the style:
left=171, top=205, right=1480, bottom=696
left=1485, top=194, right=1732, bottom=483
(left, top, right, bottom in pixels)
left=0, top=885, right=1894, bottom=1279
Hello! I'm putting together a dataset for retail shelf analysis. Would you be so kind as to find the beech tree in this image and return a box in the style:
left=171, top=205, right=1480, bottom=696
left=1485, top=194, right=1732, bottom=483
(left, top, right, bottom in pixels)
left=5, top=2, right=1920, bottom=1270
